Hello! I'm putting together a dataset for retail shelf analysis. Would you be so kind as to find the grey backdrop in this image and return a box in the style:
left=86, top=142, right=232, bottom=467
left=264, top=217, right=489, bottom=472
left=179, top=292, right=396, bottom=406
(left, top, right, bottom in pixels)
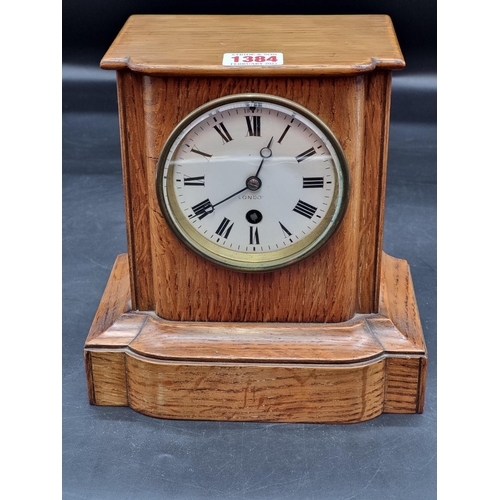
left=63, top=3, right=436, bottom=499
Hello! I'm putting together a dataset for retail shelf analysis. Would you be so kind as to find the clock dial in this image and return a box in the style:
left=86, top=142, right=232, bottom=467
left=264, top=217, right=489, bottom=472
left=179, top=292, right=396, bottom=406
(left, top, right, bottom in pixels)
left=156, top=94, right=349, bottom=271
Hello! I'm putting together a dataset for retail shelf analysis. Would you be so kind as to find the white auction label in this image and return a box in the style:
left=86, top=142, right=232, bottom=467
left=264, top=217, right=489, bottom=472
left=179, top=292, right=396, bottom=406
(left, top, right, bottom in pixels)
left=222, top=53, right=284, bottom=66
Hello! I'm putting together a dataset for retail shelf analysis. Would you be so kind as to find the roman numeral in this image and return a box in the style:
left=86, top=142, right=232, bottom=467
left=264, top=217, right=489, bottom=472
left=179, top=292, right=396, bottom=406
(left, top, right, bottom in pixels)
left=191, top=147, right=212, bottom=159
left=249, top=226, right=260, bottom=245
left=293, top=200, right=317, bottom=219
left=213, top=123, right=233, bottom=144
left=245, top=116, right=261, bottom=137
left=215, top=217, right=234, bottom=238
left=277, top=125, right=291, bottom=144
left=302, top=177, right=324, bottom=188
left=183, top=175, right=205, bottom=186
left=279, top=221, right=292, bottom=237
left=190, top=198, right=214, bottom=219
left=296, top=147, right=316, bottom=163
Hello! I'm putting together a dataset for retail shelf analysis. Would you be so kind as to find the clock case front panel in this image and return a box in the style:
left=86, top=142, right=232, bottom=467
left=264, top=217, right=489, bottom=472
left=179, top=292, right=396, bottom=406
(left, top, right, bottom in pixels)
left=119, top=72, right=392, bottom=323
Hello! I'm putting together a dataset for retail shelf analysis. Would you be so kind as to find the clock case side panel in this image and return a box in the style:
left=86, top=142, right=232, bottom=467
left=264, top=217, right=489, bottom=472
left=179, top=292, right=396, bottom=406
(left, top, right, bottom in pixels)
left=116, top=71, right=155, bottom=310
left=356, top=71, right=394, bottom=314
left=142, top=76, right=369, bottom=323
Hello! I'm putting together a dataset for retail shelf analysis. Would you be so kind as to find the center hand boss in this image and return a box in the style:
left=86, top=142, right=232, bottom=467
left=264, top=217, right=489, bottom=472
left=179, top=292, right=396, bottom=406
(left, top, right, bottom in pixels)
left=199, top=137, right=274, bottom=217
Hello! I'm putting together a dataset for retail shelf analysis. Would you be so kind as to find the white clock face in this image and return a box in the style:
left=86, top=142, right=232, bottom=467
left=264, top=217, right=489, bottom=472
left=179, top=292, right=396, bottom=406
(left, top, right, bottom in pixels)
left=156, top=94, right=349, bottom=271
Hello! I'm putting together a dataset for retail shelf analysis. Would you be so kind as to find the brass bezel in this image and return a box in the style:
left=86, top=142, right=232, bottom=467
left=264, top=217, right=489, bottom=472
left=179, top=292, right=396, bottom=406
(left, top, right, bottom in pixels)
left=156, top=93, right=350, bottom=272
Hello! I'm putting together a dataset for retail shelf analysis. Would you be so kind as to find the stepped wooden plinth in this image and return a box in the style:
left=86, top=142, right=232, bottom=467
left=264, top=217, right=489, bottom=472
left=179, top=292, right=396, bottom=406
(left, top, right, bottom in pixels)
left=84, top=252, right=426, bottom=424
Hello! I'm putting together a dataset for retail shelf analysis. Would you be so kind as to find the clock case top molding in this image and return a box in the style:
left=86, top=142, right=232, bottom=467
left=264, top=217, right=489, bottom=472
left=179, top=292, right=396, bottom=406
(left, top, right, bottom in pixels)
left=84, top=15, right=427, bottom=423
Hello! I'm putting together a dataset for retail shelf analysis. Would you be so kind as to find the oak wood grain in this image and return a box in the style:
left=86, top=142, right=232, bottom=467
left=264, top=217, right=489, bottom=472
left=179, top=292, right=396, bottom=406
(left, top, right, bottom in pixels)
left=130, top=315, right=385, bottom=364
left=108, top=15, right=402, bottom=322
left=84, top=15, right=427, bottom=422
left=144, top=76, right=364, bottom=322
left=84, top=252, right=427, bottom=421
left=88, top=351, right=128, bottom=406
left=356, top=71, right=392, bottom=313
left=86, top=253, right=132, bottom=344
left=379, top=252, right=426, bottom=351
left=384, top=358, right=423, bottom=413
left=126, top=356, right=386, bottom=423
left=117, top=71, right=154, bottom=310
left=101, top=15, right=405, bottom=76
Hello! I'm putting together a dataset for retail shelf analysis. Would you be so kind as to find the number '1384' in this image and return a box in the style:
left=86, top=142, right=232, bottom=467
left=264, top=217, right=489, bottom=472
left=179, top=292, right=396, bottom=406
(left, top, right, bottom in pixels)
left=232, top=55, right=279, bottom=63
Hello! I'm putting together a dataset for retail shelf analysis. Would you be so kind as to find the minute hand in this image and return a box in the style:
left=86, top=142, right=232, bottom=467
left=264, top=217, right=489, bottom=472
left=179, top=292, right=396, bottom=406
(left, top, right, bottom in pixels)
left=212, top=186, right=248, bottom=209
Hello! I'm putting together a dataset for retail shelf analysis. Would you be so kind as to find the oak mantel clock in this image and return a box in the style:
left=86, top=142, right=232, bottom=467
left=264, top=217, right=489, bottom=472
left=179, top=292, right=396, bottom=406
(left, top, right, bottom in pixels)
left=84, top=14, right=427, bottom=423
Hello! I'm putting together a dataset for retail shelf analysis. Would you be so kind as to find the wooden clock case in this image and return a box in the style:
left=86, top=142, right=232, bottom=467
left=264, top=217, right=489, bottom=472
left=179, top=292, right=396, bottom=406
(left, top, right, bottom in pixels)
left=84, top=15, right=427, bottom=423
